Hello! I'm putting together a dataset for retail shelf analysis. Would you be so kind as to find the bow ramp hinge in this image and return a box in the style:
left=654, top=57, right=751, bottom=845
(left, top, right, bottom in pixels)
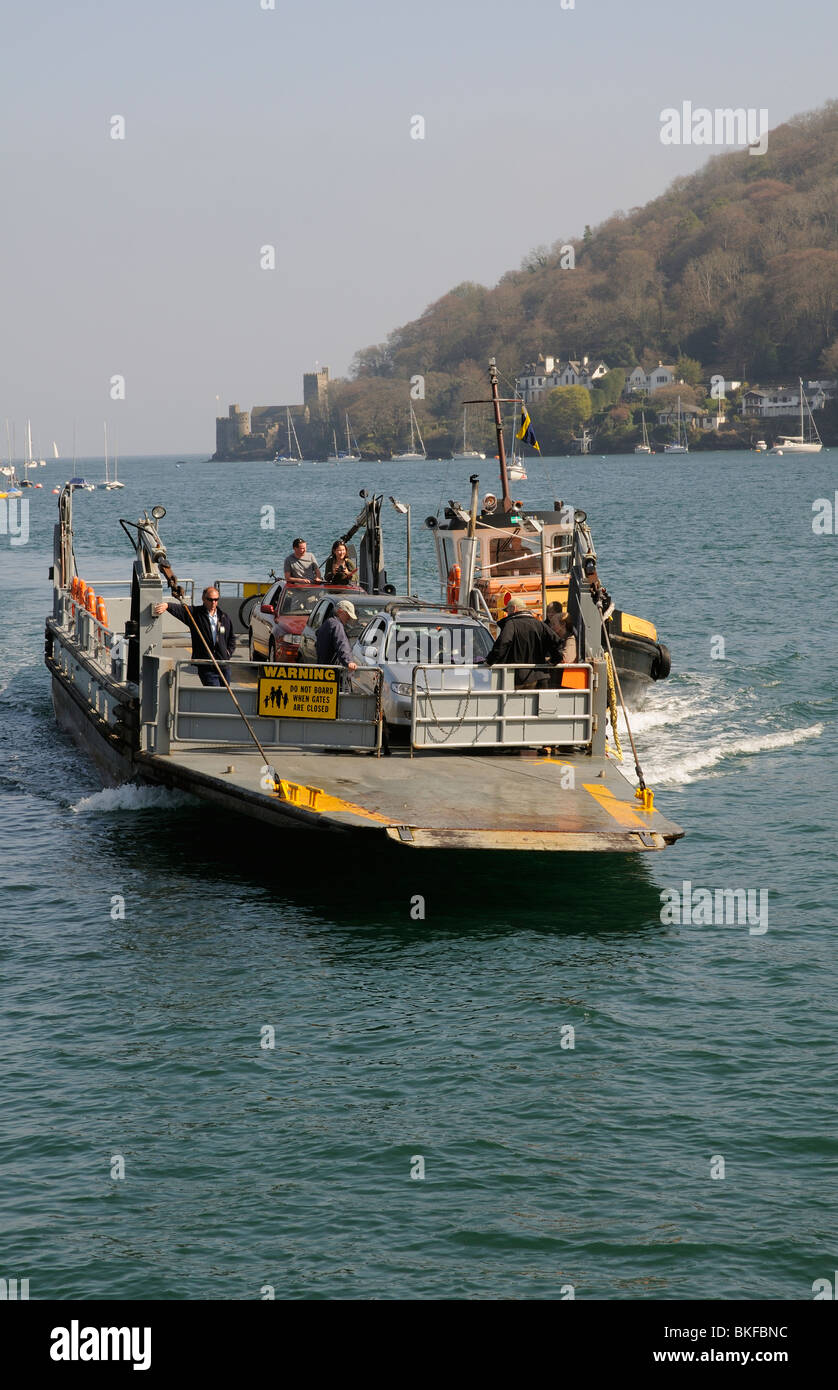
left=277, top=778, right=323, bottom=810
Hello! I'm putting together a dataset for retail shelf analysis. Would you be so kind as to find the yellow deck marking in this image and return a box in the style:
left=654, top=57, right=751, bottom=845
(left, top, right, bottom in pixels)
left=583, top=782, right=649, bottom=827
left=310, top=790, right=390, bottom=823
left=273, top=777, right=389, bottom=823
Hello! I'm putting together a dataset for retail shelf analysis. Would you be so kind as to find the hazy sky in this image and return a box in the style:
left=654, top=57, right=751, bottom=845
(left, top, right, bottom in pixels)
left=2, top=0, right=837, bottom=454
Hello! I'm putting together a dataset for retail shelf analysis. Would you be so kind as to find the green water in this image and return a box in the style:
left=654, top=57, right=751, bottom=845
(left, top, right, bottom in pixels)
left=1, top=451, right=835, bottom=1298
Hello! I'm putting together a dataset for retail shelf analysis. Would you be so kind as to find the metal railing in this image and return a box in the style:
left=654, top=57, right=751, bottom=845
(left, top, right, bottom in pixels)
left=170, top=659, right=384, bottom=753
left=410, top=662, right=593, bottom=750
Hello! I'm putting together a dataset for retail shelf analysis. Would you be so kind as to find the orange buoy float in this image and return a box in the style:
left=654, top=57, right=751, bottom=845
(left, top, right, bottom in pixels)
left=95, top=595, right=108, bottom=627
left=85, top=587, right=96, bottom=614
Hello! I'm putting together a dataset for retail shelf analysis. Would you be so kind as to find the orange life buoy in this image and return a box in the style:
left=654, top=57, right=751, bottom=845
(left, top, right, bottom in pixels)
left=85, top=588, right=96, bottom=614
left=95, top=596, right=108, bottom=627
left=447, top=564, right=461, bottom=607
left=70, top=576, right=80, bottom=599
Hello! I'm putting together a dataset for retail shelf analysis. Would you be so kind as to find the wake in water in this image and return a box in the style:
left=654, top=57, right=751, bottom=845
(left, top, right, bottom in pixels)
left=71, top=785, right=198, bottom=815
left=616, top=672, right=825, bottom=786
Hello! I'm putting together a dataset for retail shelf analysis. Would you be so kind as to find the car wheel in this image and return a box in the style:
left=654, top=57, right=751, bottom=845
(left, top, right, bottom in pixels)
left=239, top=594, right=260, bottom=627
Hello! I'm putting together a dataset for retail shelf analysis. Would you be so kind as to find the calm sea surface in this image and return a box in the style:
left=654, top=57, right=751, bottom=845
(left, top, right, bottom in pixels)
left=1, top=451, right=836, bottom=1300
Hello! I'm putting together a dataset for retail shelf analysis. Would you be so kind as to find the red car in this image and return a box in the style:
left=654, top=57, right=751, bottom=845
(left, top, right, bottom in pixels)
left=245, top=580, right=362, bottom=662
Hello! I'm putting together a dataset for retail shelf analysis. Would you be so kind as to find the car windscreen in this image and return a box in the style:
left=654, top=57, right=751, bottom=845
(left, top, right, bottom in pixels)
left=280, top=584, right=363, bottom=616
left=385, top=623, right=492, bottom=664
left=278, top=586, right=329, bottom=615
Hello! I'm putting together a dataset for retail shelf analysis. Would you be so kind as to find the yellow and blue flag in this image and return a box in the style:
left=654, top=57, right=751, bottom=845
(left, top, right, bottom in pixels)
left=516, top=407, right=541, bottom=453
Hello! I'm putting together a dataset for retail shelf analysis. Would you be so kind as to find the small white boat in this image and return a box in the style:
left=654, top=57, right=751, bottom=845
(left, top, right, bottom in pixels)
left=663, top=397, right=689, bottom=454
left=770, top=380, right=822, bottom=454
left=451, top=406, right=486, bottom=461
left=98, top=423, right=124, bottom=488
left=754, top=439, right=768, bottom=452
left=327, top=412, right=361, bottom=463
left=274, top=407, right=306, bottom=465
left=635, top=411, right=652, bottom=454
left=392, top=402, right=426, bottom=461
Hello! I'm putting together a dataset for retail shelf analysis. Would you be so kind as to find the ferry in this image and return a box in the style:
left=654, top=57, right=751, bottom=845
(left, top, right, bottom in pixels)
left=45, top=468, right=684, bottom=852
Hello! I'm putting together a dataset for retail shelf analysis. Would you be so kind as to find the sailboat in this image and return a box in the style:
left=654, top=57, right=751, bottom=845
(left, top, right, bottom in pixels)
left=505, top=399, right=528, bottom=480
left=451, top=406, right=486, bottom=461
left=391, top=402, right=427, bottom=461
left=327, top=412, right=361, bottom=463
left=20, top=421, right=43, bottom=487
left=663, top=397, right=689, bottom=454
left=98, top=424, right=112, bottom=488
left=1, top=421, right=23, bottom=496
left=52, top=442, right=60, bottom=460
left=274, top=407, right=303, bottom=466
left=108, top=428, right=125, bottom=488
left=770, top=380, right=823, bottom=454
left=634, top=411, right=652, bottom=454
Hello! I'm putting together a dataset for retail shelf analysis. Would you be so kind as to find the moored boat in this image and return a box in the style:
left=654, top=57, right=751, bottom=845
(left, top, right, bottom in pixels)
left=770, top=380, right=823, bottom=454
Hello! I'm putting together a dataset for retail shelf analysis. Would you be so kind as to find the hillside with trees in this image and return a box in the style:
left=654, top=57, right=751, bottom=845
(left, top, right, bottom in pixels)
left=282, top=101, right=838, bottom=456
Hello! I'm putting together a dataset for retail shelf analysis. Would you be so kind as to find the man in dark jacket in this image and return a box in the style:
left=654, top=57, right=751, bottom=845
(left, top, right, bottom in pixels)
left=315, top=600, right=358, bottom=671
left=153, top=586, right=236, bottom=686
left=485, top=596, right=560, bottom=687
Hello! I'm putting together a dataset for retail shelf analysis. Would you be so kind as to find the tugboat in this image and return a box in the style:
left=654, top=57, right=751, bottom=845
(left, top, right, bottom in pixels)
left=427, top=361, right=672, bottom=705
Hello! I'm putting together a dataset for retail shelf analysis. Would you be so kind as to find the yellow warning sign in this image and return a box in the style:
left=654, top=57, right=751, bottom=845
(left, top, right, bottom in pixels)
left=258, top=665, right=338, bottom=719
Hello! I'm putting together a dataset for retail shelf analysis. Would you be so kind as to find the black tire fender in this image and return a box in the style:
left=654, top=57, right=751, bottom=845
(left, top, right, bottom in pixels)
left=651, top=642, right=671, bottom=681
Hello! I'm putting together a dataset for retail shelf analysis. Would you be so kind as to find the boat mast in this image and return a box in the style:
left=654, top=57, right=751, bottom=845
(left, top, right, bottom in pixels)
left=489, top=359, right=512, bottom=510
left=412, top=403, right=426, bottom=457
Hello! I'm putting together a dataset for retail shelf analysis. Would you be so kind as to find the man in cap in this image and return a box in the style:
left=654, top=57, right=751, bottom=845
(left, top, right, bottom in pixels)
left=315, top=598, right=358, bottom=671
left=485, top=595, right=560, bottom=688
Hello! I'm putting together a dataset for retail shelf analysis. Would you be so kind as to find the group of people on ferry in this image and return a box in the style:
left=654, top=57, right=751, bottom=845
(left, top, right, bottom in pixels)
left=283, top=537, right=357, bottom=587
left=156, top=531, right=578, bottom=691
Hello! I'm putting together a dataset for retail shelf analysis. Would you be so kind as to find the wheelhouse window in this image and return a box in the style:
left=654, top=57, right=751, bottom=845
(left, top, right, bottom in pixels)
left=489, top=534, right=541, bottom=576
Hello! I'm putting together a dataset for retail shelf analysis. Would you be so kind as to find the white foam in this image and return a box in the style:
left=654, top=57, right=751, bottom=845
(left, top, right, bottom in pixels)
left=646, top=723, right=824, bottom=786
left=71, top=784, right=197, bottom=814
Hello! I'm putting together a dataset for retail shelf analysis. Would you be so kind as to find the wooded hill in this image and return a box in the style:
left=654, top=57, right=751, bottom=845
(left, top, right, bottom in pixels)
left=320, top=101, right=838, bottom=455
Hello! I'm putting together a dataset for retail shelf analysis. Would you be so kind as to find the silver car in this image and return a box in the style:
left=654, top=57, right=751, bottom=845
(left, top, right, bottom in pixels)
left=297, top=594, right=420, bottom=664
left=352, top=607, right=494, bottom=732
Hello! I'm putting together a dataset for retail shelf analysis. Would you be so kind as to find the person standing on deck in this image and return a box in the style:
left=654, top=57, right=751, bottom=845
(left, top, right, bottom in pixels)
left=485, top=596, right=560, bottom=688
left=153, top=587, right=236, bottom=687
left=315, top=600, right=357, bottom=672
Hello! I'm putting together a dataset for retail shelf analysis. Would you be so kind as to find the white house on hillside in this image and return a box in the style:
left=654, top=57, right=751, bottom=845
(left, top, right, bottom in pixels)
left=625, top=362, right=680, bottom=394
left=740, top=384, right=831, bottom=417
left=516, top=355, right=609, bottom=402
